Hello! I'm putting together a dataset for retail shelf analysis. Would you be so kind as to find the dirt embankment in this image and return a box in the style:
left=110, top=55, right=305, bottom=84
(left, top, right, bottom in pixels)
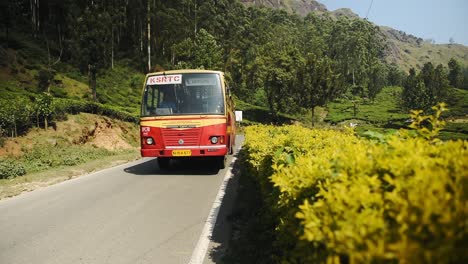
left=0, top=113, right=139, bottom=158
left=73, top=117, right=136, bottom=150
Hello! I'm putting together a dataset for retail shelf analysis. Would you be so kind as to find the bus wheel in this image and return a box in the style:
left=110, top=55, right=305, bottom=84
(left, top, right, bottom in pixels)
left=228, top=142, right=234, bottom=155
left=158, top=158, right=170, bottom=169
left=217, top=156, right=226, bottom=169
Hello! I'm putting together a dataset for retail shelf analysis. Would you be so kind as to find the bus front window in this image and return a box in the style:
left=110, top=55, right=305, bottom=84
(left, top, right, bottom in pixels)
left=141, top=73, right=224, bottom=116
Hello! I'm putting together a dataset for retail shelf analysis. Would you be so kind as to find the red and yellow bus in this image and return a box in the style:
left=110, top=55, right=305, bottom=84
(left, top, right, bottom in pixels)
left=140, top=69, right=238, bottom=169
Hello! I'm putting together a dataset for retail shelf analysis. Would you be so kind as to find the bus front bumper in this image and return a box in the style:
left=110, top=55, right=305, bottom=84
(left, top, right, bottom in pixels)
left=141, top=145, right=228, bottom=157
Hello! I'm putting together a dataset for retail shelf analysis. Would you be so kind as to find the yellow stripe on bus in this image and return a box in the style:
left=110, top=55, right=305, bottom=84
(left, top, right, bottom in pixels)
left=140, top=117, right=226, bottom=128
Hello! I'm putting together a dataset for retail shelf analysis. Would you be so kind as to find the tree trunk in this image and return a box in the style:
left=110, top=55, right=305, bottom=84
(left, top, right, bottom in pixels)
left=194, top=2, right=197, bottom=36
left=6, top=24, right=8, bottom=49
left=353, top=100, right=358, bottom=117
left=139, top=19, right=143, bottom=52
left=266, top=90, right=278, bottom=124
left=13, top=115, right=17, bottom=137
left=311, top=106, right=316, bottom=127
left=89, top=64, right=97, bottom=101
left=147, top=0, right=151, bottom=72
left=111, top=29, right=114, bottom=69
left=5, top=1, right=9, bottom=49
left=31, top=0, right=40, bottom=38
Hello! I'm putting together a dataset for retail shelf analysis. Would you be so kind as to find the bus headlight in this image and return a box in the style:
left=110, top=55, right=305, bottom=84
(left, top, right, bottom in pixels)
left=210, top=136, right=218, bottom=144
left=146, top=137, right=155, bottom=145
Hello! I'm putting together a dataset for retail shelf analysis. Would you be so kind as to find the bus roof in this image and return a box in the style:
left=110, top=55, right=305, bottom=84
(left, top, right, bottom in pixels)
left=145, top=69, right=224, bottom=78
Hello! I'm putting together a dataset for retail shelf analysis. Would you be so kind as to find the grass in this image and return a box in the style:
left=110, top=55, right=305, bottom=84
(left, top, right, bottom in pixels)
left=0, top=150, right=139, bottom=200
left=235, top=99, right=296, bottom=126
left=325, top=86, right=468, bottom=140
left=95, top=64, right=145, bottom=114
left=0, top=113, right=140, bottom=199
left=326, top=86, right=408, bottom=124
left=385, top=37, right=468, bottom=72
left=1, top=34, right=144, bottom=116
left=53, top=73, right=90, bottom=99
left=446, top=88, right=468, bottom=117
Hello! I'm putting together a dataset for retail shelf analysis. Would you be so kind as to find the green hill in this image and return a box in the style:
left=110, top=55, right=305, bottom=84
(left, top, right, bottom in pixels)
left=0, top=40, right=144, bottom=114
left=241, top=0, right=468, bottom=71
left=382, top=27, right=468, bottom=71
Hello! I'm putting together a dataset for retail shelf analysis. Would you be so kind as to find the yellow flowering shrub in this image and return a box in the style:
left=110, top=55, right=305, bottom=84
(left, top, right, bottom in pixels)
left=242, top=104, right=468, bottom=263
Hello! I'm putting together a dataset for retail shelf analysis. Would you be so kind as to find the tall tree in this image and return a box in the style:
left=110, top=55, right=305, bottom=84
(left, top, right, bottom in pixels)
left=402, top=63, right=450, bottom=111
left=67, top=2, right=112, bottom=101
left=402, top=68, right=429, bottom=110
left=448, top=58, right=463, bottom=88
left=297, top=54, right=344, bottom=126
left=147, top=0, right=151, bottom=72
left=171, top=28, right=223, bottom=70
left=30, top=0, right=41, bottom=38
left=256, top=12, right=302, bottom=120
left=367, top=61, right=387, bottom=102
left=432, top=64, right=450, bottom=103
left=387, top=63, right=406, bottom=86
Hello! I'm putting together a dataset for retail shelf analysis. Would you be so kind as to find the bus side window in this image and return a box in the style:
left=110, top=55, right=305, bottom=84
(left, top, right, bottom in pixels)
left=144, top=86, right=157, bottom=115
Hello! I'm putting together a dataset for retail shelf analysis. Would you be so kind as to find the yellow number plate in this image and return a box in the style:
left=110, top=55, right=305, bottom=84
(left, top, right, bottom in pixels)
left=172, top=150, right=192, bottom=157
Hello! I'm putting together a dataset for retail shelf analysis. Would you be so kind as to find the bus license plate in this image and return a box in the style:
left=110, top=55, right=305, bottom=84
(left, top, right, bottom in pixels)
left=172, top=150, right=192, bottom=156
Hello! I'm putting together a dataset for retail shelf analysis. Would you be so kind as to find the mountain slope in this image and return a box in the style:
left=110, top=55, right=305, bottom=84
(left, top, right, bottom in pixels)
left=382, top=27, right=468, bottom=71
left=240, top=0, right=326, bottom=16
left=240, top=0, right=468, bottom=70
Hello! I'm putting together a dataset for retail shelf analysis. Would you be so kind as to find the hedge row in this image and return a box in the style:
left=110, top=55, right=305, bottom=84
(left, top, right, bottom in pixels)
left=0, top=97, right=138, bottom=137
left=0, top=159, right=26, bottom=179
left=239, top=106, right=467, bottom=263
left=52, top=98, right=138, bottom=123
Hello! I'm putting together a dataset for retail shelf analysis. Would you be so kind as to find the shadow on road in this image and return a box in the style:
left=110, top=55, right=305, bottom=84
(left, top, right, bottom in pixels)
left=205, top=152, right=243, bottom=263
left=123, top=158, right=221, bottom=176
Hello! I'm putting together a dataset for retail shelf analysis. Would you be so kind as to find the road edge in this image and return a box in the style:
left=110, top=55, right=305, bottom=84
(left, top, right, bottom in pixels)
left=188, top=149, right=240, bottom=264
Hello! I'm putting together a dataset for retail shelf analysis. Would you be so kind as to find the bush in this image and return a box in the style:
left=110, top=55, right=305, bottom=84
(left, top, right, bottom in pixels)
left=37, top=69, right=55, bottom=92
left=237, top=104, right=468, bottom=263
left=0, top=159, right=26, bottom=179
left=0, top=98, right=34, bottom=136
left=50, top=86, right=68, bottom=98
left=22, top=144, right=114, bottom=173
left=52, top=99, right=138, bottom=123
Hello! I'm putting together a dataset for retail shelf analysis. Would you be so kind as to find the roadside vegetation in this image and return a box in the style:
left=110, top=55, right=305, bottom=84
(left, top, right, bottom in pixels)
left=0, top=1, right=467, bottom=261
left=0, top=113, right=139, bottom=198
left=226, top=105, right=467, bottom=263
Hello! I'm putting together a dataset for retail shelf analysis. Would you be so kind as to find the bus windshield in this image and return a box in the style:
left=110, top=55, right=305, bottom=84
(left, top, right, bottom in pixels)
left=141, top=73, right=225, bottom=116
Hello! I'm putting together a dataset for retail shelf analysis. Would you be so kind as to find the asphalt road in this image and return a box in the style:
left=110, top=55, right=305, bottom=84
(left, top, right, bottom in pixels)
left=0, top=137, right=243, bottom=264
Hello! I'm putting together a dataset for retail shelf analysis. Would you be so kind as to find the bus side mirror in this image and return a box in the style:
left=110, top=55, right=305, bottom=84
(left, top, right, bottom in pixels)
left=235, top=111, right=243, bottom=122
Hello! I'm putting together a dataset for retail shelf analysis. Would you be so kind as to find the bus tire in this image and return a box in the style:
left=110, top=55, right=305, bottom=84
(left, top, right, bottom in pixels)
left=158, top=158, right=170, bottom=169
left=217, top=156, right=226, bottom=169
left=228, top=142, right=234, bottom=155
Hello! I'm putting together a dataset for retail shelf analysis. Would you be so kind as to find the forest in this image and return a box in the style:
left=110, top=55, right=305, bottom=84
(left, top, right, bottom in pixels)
left=0, top=0, right=466, bottom=129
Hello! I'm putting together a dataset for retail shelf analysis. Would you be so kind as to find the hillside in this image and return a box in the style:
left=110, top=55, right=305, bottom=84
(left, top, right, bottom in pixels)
left=240, top=0, right=326, bottom=16
left=240, top=0, right=468, bottom=71
left=382, top=27, right=468, bottom=71
left=0, top=113, right=139, bottom=199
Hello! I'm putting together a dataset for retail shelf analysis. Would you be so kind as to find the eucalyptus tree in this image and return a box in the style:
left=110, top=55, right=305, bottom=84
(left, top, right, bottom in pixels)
left=66, top=1, right=112, bottom=101
left=295, top=14, right=345, bottom=125
left=448, top=58, right=463, bottom=88
left=402, top=68, right=429, bottom=110
left=367, top=61, right=387, bottom=102
left=387, top=63, right=406, bottom=86
left=296, top=54, right=344, bottom=126
left=171, top=28, right=223, bottom=70
left=420, top=62, right=449, bottom=107
left=402, top=63, right=450, bottom=111
left=244, top=9, right=303, bottom=119
left=327, top=17, right=386, bottom=97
